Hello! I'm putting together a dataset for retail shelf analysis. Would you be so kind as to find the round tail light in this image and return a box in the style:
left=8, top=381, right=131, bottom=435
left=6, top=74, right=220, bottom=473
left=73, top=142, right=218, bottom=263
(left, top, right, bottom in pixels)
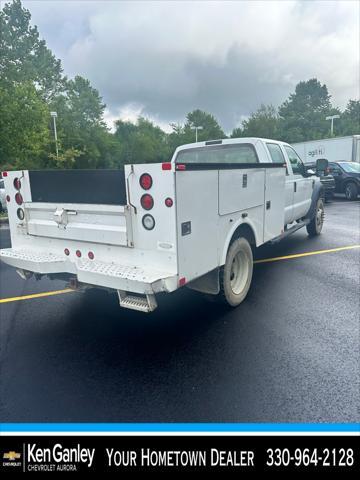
left=165, top=197, right=173, bottom=207
left=17, top=208, right=24, bottom=220
left=64, top=248, right=70, bottom=256
left=76, top=250, right=82, bottom=258
left=13, top=178, right=21, bottom=190
left=139, top=173, right=152, bottom=190
left=15, top=192, right=23, bottom=205
left=88, top=251, right=94, bottom=260
left=141, top=194, right=154, bottom=210
left=142, top=214, right=155, bottom=230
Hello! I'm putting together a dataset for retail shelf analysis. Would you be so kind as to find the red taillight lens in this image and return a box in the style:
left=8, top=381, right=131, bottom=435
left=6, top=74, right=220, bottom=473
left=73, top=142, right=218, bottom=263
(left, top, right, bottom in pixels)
left=2, top=172, right=8, bottom=177
left=176, top=164, right=186, bottom=171
left=13, top=178, right=21, bottom=190
left=162, top=163, right=172, bottom=170
left=141, top=193, right=154, bottom=210
left=76, top=250, right=82, bottom=258
left=15, top=192, right=23, bottom=205
left=139, top=173, right=152, bottom=190
left=64, top=248, right=70, bottom=256
left=6, top=195, right=10, bottom=202
left=88, top=251, right=94, bottom=260
left=165, top=197, right=173, bottom=207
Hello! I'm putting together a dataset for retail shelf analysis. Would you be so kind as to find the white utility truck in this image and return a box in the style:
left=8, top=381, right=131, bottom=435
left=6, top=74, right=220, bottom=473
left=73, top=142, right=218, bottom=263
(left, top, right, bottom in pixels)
left=293, top=135, right=360, bottom=165
left=0, top=138, right=326, bottom=312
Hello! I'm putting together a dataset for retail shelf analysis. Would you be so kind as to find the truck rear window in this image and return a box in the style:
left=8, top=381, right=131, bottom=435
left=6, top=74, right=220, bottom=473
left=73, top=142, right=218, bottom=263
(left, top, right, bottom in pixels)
left=175, top=144, right=258, bottom=164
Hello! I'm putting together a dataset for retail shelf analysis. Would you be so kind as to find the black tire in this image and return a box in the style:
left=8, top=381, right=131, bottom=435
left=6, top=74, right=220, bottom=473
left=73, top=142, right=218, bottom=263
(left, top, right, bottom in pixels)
left=344, top=182, right=358, bottom=201
left=306, top=197, right=324, bottom=237
left=219, top=237, right=253, bottom=307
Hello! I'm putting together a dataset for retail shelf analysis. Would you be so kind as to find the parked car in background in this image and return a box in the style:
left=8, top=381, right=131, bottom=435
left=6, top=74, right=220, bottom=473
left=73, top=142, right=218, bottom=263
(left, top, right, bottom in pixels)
left=328, top=162, right=360, bottom=200
left=305, top=162, right=335, bottom=202
left=0, top=179, right=7, bottom=212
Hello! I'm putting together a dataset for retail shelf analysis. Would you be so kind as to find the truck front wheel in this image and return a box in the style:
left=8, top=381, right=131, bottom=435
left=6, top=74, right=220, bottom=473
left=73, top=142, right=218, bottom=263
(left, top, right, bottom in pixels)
left=306, top=197, right=324, bottom=237
left=219, top=237, right=253, bottom=307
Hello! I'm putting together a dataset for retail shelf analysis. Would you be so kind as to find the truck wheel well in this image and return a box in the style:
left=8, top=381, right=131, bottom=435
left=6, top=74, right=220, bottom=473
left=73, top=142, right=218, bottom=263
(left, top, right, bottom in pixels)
left=229, top=223, right=256, bottom=248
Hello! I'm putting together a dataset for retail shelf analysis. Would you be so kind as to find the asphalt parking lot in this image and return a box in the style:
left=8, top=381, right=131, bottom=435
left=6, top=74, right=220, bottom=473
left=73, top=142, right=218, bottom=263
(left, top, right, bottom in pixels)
left=0, top=198, right=359, bottom=424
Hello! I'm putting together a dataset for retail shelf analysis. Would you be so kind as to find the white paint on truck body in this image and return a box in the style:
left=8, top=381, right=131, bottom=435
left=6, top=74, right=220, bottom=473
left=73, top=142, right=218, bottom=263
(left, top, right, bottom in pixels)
left=0, top=138, right=320, bottom=308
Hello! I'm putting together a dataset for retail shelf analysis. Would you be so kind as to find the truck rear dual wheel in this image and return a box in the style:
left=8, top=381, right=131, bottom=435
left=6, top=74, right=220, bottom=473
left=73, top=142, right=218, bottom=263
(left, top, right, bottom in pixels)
left=219, top=237, right=253, bottom=307
left=306, top=197, right=324, bottom=237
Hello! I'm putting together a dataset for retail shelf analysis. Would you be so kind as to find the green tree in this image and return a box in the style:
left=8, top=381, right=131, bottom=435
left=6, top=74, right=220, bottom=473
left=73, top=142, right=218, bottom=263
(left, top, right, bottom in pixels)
left=278, top=78, right=334, bottom=142
left=0, top=82, right=50, bottom=170
left=168, top=109, right=225, bottom=153
left=231, top=104, right=280, bottom=139
left=338, top=100, right=360, bottom=136
left=0, top=0, right=64, bottom=100
left=114, top=117, right=170, bottom=165
left=48, top=76, right=116, bottom=168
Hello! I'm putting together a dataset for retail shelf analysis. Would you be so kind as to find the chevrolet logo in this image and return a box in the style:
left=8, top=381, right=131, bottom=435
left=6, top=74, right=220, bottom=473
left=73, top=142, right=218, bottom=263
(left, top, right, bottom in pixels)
left=3, top=451, right=21, bottom=461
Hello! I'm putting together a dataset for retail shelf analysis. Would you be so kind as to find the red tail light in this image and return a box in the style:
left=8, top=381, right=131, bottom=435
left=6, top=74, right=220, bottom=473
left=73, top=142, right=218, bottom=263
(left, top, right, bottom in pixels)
left=76, top=250, right=82, bottom=258
left=162, top=163, right=172, bottom=170
left=15, top=192, right=23, bottom=205
left=141, top=194, right=154, bottom=210
left=64, top=248, right=70, bottom=256
left=176, top=164, right=186, bottom=171
left=2, top=172, right=8, bottom=177
left=13, top=178, right=21, bottom=190
left=88, top=251, right=94, bottom=260
left=179, top=277, right=186, bottom=286
left=139, top=173, right=152, bottom=190
left=165, top=197, right=173, bottom=207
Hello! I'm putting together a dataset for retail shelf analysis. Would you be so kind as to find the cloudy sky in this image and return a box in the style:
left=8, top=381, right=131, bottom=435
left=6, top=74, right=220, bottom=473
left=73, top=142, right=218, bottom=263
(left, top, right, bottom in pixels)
left=24, top=0, right=359, bottom=132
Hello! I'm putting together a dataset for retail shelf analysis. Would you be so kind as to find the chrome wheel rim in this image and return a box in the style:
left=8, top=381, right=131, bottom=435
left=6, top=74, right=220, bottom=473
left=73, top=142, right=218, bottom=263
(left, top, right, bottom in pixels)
left=230, top=251, right=249, bottom=295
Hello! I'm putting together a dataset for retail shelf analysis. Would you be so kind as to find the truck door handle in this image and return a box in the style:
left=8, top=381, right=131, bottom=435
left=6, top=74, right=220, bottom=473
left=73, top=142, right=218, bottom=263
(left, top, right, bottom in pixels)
left=294, top=182, right=297, bottom=192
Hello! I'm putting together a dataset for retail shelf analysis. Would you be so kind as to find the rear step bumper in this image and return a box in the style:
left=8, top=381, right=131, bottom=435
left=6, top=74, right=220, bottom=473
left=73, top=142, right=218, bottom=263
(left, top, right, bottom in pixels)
left=0, top=248, right=177, bottom=295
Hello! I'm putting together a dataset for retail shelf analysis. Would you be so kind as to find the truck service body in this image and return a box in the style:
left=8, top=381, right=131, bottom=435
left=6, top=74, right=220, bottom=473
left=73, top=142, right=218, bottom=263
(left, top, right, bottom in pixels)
left=0, top=138, right=325, bottom=312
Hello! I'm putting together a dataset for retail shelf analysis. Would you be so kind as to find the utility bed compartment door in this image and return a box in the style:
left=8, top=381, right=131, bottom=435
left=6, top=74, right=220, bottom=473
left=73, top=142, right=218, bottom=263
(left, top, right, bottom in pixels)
left=219, top=169, right=265, bottom=215
left=25, top=203, right=132, bottom=247
left=263, top=168, right=285, bottom=242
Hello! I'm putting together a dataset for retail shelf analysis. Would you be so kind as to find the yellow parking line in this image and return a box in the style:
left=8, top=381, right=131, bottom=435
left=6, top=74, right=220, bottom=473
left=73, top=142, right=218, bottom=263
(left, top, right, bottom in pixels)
left=0, top=245, right=359, bottom=304
left=0, top=288, right=74, bottom=304
left=254, top=244, right=360, bottom=264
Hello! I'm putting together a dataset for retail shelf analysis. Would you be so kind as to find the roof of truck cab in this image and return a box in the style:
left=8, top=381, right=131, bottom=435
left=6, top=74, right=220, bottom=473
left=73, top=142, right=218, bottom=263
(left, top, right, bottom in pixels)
left=174, top=137, right=290, bottom=153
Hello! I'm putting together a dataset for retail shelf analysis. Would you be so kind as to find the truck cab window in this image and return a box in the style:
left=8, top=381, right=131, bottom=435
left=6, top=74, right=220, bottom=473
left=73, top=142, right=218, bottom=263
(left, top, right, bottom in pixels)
left=175, top=144, right=258, bottom=164
left=284, top=145, right=305, bottom=175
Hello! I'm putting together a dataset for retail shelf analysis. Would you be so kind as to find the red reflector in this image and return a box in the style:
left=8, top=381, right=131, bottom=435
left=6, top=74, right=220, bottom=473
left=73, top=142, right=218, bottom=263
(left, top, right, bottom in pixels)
left=6, top=195, right=10, bottom=202
left=176, top=164, right=186, bottom=171
left=179, top=277, right=186, bottom=286
left=141, top=193, right=154, bottom=210
left=13, top=177, right=21, bottom=190
left=15, top=192, right=23, bottom=205
left=165, top=197, right=173, bottom=207
left=76, top=250, right=82, bottom=258
left=162, top=162, right=172, bottom=170
left=64, top=248, right=70, bottom=256
left=139, top=173, right=153, bottom=190
left=2, top=172, right=8, bottom=177
left=88, top=251, right=94, bottom=260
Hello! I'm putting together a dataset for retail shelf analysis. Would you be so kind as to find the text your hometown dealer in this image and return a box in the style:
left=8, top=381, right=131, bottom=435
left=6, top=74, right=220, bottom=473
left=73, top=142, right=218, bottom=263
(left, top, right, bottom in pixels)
left=28, top=444, right=95, bottom=468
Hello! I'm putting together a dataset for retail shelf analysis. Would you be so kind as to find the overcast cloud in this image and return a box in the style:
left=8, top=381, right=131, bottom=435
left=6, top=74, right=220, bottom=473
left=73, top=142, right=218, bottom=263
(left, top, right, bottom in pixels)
left=23, top=0, right=359, bottom=132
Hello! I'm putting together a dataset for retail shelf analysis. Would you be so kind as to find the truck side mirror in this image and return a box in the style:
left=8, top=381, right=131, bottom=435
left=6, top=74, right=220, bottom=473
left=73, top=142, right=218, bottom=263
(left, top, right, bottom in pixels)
left=316, top=158, right=328, bottom=172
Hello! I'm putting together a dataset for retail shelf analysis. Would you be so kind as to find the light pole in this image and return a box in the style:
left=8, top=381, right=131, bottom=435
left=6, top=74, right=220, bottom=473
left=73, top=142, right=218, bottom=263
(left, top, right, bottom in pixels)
left=325, top=115, right=340, bottom=136
left=50, top=111, right=59, bottom=158
left=190, top=125, right=203, bottom=142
